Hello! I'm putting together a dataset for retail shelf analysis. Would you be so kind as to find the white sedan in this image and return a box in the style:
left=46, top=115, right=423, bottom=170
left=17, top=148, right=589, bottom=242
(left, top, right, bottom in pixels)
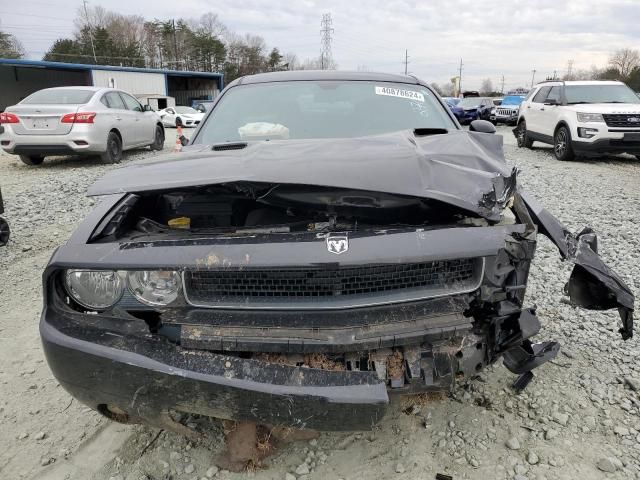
left=158, top=106, right=204, bottom=128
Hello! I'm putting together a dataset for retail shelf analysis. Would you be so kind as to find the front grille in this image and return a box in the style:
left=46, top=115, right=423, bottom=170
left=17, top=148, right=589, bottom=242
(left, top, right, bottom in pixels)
left=602, top=114, right=640, bottom=128
left=496, top=108, right=517, bottom=116
left=183, top=258, right=483, bottom=309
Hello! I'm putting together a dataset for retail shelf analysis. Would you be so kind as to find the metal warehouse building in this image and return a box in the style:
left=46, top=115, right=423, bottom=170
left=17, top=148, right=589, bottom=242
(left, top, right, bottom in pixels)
left=0, top=58, right=224, bottom=111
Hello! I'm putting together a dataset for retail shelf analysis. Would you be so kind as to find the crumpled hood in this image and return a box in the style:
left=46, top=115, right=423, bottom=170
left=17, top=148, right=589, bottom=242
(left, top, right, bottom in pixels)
left=88, top=129, right=515, bottom=221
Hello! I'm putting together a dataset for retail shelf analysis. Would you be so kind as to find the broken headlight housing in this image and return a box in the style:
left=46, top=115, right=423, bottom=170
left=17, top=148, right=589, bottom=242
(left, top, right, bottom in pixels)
left=64, top=269, right=125, bottom=310
left=127, top=270, right=181, bottom=306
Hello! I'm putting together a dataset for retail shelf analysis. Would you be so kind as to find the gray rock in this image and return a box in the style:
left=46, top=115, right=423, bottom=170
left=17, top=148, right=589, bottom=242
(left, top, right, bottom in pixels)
left=395, top=462, right=405, bottom=473
left=527, top=451, right=539, bottom=465
left=624, top=377, right=639, bottom=391
left=184, top=464, right=195, bottom=474
left=285, top=474, right=296, bottom=480
left=544, top=429, right=558, bottom=440
left=206, top=466, right=219, bottom=477
left=506, top=437, right=521, bottom=450
left=596, top=457, right=619, bottom=473
left=34, top=431, right=46, bottom=440
left=552, top=412, right=569, bottom=426
left=614, top=426, right=629, bottom=436
left=295, top=463, right=310, bottom=475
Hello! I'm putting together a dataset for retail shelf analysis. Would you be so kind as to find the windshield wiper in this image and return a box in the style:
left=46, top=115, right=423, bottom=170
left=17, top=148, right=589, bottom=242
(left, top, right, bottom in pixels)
left=567, top=101, right=591, bottom=105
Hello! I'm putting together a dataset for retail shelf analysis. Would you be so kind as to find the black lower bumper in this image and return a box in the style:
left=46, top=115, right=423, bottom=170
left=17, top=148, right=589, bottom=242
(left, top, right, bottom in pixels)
left=572, top=138, right=640, bottom=155
left=13, top=145, right=79, bottom=156
left=40, top=318, right=389, bottom=431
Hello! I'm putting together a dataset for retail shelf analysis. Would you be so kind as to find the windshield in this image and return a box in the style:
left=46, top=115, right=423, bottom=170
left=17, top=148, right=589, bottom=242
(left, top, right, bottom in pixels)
left=21, top=89, right=95, bottom=105
left=444, top=97, right=460, bottom=106
left=566, top=84, right=640, bottom=104
left=176, top=106, right=199, bottom=114
left=502, top=95, right=525, bottom=105
left=194, top=81, right=456, bottom=144
left=458, top=98, right=483, bottom=108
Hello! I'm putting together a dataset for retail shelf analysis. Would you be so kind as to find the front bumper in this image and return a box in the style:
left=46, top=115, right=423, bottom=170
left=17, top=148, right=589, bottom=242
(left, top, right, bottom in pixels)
left=572, top=134, right=640, bottom=155
left=41, top=315, right=391, bottom=431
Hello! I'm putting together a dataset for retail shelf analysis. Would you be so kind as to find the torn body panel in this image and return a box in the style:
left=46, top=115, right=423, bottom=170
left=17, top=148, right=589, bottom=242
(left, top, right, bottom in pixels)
left=520, top=191, right=634, bottom=339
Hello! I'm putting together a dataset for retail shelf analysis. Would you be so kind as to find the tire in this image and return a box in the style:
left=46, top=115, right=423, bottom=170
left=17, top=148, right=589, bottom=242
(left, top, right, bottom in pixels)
left=100, top=131, right=123, bottom=164
left=553, top=125, right=575, bottom=161
left=0, top=217, right=9, bottom=246
left=150, top=125, right=165, bottom=151
left=19, top=155, right=44, bottom=166
left=516, top=120, right=533, bottom=148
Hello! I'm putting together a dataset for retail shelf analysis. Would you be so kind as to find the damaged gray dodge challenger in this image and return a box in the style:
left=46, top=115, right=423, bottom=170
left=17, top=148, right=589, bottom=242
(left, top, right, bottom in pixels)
left=41, top=71, right=634, bottom=434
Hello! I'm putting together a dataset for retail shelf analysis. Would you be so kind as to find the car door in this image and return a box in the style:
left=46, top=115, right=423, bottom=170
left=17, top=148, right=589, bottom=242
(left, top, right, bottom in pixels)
left=161, top=108, right=176, bottom=127
left=102, top=92, right=136, bottom=148
left=119, top=92, right=146, bottom=145
left=538, top=86, right=562, bottom=138
left=525, top=86, right=551, bottom=136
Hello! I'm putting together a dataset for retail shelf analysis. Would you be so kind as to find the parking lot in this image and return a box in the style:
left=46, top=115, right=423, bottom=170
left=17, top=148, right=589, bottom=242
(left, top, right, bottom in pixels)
left=1, top=125, right=639, bottom=480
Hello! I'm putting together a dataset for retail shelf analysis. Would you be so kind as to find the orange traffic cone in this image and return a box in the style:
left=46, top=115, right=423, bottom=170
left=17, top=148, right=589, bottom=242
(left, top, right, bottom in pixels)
left=174, top=124, right=184, bottom=152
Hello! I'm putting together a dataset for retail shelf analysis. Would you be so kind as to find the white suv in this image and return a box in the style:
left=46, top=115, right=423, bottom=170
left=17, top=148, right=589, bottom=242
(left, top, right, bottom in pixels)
left=514, top=80, right=640, bottom=161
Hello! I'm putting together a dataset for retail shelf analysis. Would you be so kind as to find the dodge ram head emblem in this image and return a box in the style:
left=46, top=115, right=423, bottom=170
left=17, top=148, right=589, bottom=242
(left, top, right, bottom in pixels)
left=628, top=117, right=640, bottom=123
left=326, top=235, right=349, bottom=255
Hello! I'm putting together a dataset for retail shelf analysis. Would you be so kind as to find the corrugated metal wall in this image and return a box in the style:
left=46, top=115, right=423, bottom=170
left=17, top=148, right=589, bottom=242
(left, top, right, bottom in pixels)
left=0, top=66, right=91, bottom=111
left=172, top=89, right=218, bottom=106
left=92, top=70, right=165, bottom=96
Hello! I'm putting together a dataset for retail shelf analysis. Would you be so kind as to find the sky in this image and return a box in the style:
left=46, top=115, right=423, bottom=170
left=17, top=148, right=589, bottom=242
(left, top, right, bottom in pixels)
left=1, top=0, right=639, bottom=91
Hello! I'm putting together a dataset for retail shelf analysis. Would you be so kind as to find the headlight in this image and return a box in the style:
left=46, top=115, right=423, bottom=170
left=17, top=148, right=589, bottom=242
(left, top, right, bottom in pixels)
left=127, top=270, right=181, bottom=306
left=65, top=270, right=124, bottom=310
left=577, top=112, right=604, bottom=123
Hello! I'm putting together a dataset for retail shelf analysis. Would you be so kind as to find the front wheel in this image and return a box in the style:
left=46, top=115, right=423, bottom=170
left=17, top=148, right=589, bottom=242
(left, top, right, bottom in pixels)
left=150, top=125, right=165, bottom=151
left=19, top=155, right=44, bottom=166
left=100, top=131, right=123, bottom=164
left=554, top=126, right=575, bottom=161
left=516, top=120, right=533, bottom=148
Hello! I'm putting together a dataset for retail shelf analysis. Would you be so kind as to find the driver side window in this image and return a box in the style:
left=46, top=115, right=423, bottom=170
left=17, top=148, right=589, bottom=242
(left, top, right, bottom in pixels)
left=532, top=87, right=551, bottom=103
left=120, top=93, right=143, bottom=112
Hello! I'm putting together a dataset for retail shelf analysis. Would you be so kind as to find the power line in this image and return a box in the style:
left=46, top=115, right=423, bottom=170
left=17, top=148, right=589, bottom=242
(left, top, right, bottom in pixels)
left=320, top=13, right=333, bottom=70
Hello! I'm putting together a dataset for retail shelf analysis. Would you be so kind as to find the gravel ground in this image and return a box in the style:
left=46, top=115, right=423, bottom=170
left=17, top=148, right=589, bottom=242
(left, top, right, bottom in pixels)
left=0, top=125, right=639, bottom=480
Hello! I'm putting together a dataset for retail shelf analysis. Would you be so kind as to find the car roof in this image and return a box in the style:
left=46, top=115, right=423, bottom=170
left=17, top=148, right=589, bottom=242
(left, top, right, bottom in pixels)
left=231, top=70, right=420, bottom=87
left=534, top=80, right=625, bottom=87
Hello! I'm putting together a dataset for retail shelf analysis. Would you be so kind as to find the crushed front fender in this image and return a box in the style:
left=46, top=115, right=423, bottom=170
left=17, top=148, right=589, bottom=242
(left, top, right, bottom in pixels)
left=519, top=190, right=634, bottom=339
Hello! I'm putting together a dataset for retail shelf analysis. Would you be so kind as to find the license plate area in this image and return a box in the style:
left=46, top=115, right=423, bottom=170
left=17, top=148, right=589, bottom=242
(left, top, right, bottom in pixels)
left=623, top=133, right=640, bottom=142
left=25, top=117, right=55, bottom=129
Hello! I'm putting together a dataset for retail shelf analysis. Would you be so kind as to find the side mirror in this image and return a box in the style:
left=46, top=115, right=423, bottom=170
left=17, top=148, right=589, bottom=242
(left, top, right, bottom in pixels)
left=469, top=119, right=496, bottom=134
left=143, top=104, right=153, bottom=112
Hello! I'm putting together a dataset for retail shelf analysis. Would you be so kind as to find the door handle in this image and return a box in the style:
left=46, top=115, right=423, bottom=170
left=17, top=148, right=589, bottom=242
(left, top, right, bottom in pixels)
left=527, top=105, right=531, bottom=109
left=540, top=107, right=545, bottom=111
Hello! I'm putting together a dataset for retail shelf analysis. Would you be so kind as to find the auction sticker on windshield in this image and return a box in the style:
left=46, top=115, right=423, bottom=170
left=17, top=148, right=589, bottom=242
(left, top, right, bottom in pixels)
left=375, top=86, right=425, bottom=102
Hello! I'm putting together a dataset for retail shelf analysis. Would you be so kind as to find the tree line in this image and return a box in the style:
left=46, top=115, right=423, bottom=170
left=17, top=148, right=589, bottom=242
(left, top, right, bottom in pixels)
left=18, top=6, right=326, bottom=83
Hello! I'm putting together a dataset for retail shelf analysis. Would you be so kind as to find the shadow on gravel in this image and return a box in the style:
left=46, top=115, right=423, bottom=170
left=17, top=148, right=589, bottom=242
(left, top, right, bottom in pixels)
left=4, top=148, right=156, bottom=171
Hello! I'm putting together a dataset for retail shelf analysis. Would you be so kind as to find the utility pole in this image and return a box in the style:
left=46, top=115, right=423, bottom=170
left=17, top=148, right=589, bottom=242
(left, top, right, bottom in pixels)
left=458, top=58, right=463, bottom=96
left=500, top=74, right=505, bottom=94
left=403, top=49, right=410, bottom=75
left=566, top=59, right=574, bottom=80
left=320, top=13, right=334, bottom=70
left=530, top=69, right=537, bottom=88
left=552, top=69, right=557, bottom=80
left=82, top=0, right=97, bottom=63
left=172, top=19, right=179, bottom=69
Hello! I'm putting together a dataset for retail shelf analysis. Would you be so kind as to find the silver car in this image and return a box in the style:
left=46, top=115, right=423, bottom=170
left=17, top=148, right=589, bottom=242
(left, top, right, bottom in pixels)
left=0, top=87, right=165, bottom=165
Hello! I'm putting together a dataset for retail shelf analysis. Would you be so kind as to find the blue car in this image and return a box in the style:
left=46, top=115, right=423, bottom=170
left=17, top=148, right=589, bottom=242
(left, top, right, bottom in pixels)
left=457, top=97, right=495, bottom=125
left=443, top=97, right=464, bottom=122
